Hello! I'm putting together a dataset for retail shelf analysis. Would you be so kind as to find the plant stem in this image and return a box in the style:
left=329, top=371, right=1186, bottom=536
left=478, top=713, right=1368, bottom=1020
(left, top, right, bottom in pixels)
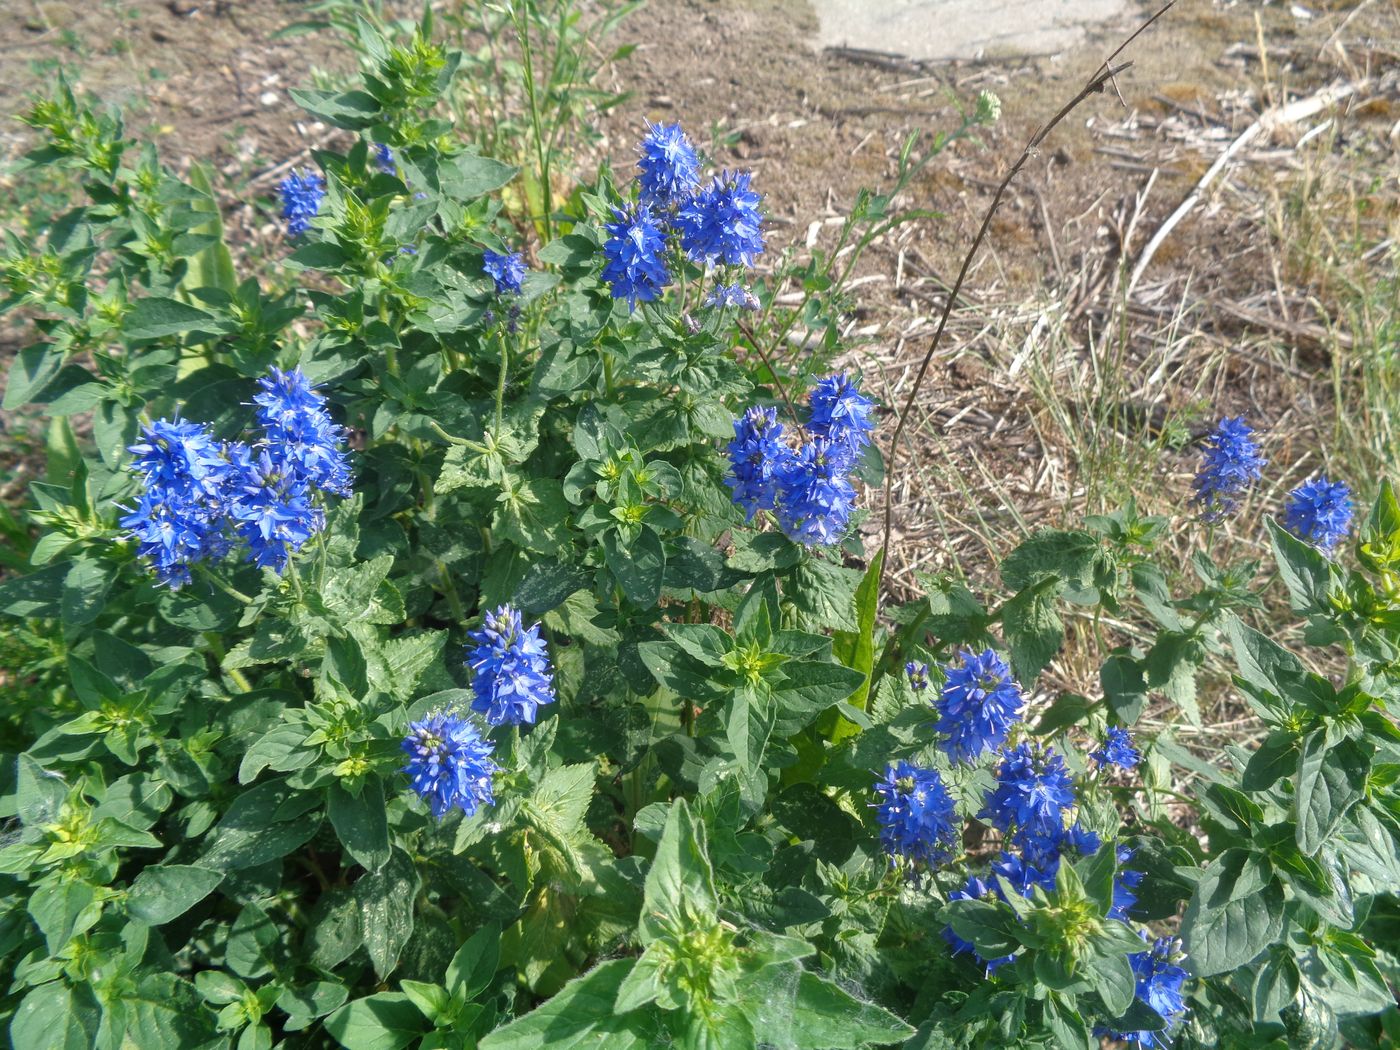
left=512, top=2, right=553, bottom=241
left=196, top=565, right=254, bottom=605
left=877, top=1, right=1177, bottom=591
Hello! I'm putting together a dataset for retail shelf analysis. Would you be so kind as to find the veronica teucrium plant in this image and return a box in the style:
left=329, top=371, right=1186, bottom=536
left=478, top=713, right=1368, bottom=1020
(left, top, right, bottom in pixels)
left=2, top=13, right=1400, bottom=1050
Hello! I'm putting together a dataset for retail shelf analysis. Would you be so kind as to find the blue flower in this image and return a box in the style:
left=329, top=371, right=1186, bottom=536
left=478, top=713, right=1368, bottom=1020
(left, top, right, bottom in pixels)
left=1063, top=822, right=1102, bottom=858
left=935, top=649, right=1023, bottom=763
left=906, top=661, right=930, bottom=691
left=225, top=449, right=325, bottom=573
left=482, top=249, right=526, bottom=295
left=121, top=419, right=242, bottom=588
left=1191, top=416, right=1265, bottom=522
left=120, top=488, right=223, bottom=589
left=979, top=743, right=1076, bottom=866
left=373, top=143, right=396, bottom=175
left=253, top=367, right=353, bottom=498
left=602, top=205, right=671, bottom=310
left=1284, top=475, right=1353, bottom=550
left=676, top=170, right=765, bottom=268
left=637, top=121, right=699, bottom=208
left=278, top=169, right=324, bottom=237
left=1101, top=937, right=1190, bottom=1048
left=705, top=282, right=759, bottom=310
left=126, top=417, right=229, bottom=497
left=1092, top=726, right=1142, bottom=770
left=465, top=605, right=557, bottom=726
left=873, top=761, right=960, bottom=868
left=1110, top=846, right=1145, bottom=922
left=725, top=405, right=794, bottom=521
left=989, top=850, right=1059, bottom=898
left=774, top=439, right=857, bottom=547
left=807, top=373, right=876, bottom=468
left=401, top=711, right=499, bottom=820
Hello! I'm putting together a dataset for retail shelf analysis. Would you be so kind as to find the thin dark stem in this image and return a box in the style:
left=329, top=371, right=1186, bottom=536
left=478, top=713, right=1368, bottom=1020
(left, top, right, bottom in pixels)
left=877, top=0, right=1176, bottom=590
left=736, top=318, right=800, bottom=424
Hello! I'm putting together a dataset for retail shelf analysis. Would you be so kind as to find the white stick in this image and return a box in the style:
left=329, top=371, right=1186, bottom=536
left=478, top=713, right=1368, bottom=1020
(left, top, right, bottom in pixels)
left=1126, top=81, right=1360, bottom=297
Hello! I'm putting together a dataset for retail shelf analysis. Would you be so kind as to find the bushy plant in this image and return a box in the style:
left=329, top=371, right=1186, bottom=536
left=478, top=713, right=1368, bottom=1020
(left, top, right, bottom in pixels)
left=2, top=12, right=1398, bottom=1050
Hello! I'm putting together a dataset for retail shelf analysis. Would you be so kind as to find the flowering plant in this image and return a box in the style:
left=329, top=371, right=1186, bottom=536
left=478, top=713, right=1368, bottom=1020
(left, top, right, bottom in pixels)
left=2, top=15, right=1399, bottom=1050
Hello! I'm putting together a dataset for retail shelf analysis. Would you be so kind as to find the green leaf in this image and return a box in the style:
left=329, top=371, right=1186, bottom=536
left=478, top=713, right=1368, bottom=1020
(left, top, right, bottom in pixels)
left=124, top=296, right=230, bottom=341
left=200, top=779, right=321, bottom=871
left=4, top=344, right=67, bottom=410
left=28, top=880, right=99, bottom=954
left=324, top=993, right=429, bottom=1050
left=788, top=556, right=859, bottom=631
left=277, top=981, right=350, bottom=1032
left=16, top=754, right=68, bottom=827
left=356, top=848, right=420, bottom=979
left=445, top=922, right=501, bottom=1002
left=0, top=563, right=67, bottom=618
left=1085, top=950, right=1136, bottom=1017
left=495, top=477, right=571, bottom=555
left=1228, top=619, right=1308, bottom=702
left=603, top=527, right=665, bottom=608
left=1001, top=578, right=1063, bottom=680
left=946, top=898, right=1027, bottom=958
left=329, top=780, right=391, bottom=874
left=1001, top=529, right=1101, bottom=592
left=1296, top=730, right=1370, bottom=855
left=1181, top=860, right=1284, bottom=976
left=227, top=902, right=280, bottom=979
left=60, top=556, right=112, bottom=627
left=1269, top=520, right=1334, bottom=614
left=725, top=686, right=776, bottom=779
left=1251, top=950, right=1301, bottom=1022
left=1241, top=730, right=1298, bottom=792
left=126, top=864, right=223, bottom=925
left=478, top=959, right=661, bottom=1050
left=441, top=152, right=518, bottom=199
left=641, top=798, right=718, bottom=943
left=9, top=981, right=98, bottom=1050
left=289, top=88, right=383, bottom=129
left=748, top=969, right=915, bottom=1049
left=830, top=550, right=883, bottom=732
left=1100, top=651, right=1148, bottom=725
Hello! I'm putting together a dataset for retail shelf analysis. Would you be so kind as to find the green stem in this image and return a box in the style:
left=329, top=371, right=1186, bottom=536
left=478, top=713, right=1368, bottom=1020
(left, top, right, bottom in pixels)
left=495, top=329, right=509, bottom=435
left=512, top=2, right=552, bottom=241
left=196, top=565, right=253, bottom=605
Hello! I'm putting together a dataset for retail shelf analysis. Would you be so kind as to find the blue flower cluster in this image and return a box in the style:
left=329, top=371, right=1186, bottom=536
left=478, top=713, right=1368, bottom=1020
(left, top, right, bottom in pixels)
left=724, top=373, right=875, bottom=547
left=979, top=743, right=1093, bottom=868
left=935, top=649, right=1023, bottom=763
left=1100, top=936, right=1190, bottom=1048
left=602, top=122, right=763, bottom=310
left=121, top=368, right=352, bottom=586
left=637, top=121, right=700, bottom=208
left=676, top=171, right=765, bottom=268
left=482, top=248, right=526, bottom=295
left=1284, top=475, right=1353, bottom=550
left=1184, top=415, right=1358, bottom=558
left=1111, top=845, right=1145, bottom=922
left=873, top=761, right=960, bottom=868
left=602, top=205, right=672, bottom=310
left=400, top=711, right=499, bottom=820
left=705, top=283, right=759, bottom=310
left=278, top=169, right=325, bottom=237
left=465, top=605, right=557, bottom=726
left=1091, top=725, right=1142, bottom=770
left=1191, top=416, right=1265, bottom=522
